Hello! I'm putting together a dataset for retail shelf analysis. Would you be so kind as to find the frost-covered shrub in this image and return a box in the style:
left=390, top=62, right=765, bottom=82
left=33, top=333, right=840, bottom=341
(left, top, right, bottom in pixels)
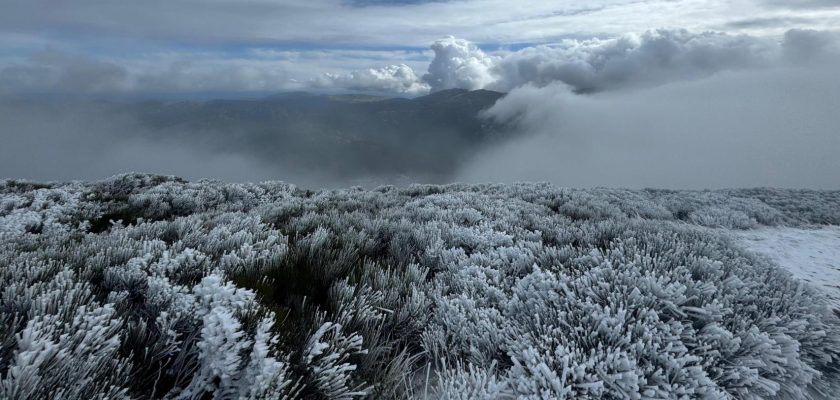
left=724, top=188, right=840, bottom=225
left=1, top=175, right=839, bottom=399
left=433, top=362, right=511, bottom=399
left=1, top=298, right=129, bottom=399
left=646, top=188, right=837, bottom=227
left=688, top=206, right=756, bottom=229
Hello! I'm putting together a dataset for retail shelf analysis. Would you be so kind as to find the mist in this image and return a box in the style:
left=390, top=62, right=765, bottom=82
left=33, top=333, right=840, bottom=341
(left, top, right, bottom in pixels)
left=4, top=57, right=840, bottom=190
left=2, top=29, right=839, bottom=190
left=0, top=99, right=354, bottom=186
left=0, top=93, right=491, bottom=188
left=458, top=61, right=840, bottom=189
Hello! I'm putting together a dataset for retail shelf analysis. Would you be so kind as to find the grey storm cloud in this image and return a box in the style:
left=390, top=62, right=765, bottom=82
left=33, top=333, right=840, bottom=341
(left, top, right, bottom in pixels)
left=781, top=28, right=840, bottom=62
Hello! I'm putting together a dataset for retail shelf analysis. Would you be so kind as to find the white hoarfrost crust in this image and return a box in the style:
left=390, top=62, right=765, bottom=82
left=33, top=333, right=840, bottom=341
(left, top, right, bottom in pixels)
left=731, top=226, right=840, bottom=310
left=0, top=174, right=839, bottom=399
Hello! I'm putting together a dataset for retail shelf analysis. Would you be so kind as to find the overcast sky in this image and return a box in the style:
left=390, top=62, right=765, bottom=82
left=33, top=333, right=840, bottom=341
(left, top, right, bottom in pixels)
left=1, top=0, right=839, bottom=96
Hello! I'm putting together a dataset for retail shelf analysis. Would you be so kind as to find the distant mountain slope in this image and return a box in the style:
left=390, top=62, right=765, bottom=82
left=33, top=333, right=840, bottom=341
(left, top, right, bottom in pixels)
left=124, top=89, right=508, bottom=181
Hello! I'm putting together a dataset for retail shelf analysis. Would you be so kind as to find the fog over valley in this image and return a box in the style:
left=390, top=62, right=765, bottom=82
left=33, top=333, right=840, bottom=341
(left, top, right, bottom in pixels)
left=3, top=28, right=840, bottom=188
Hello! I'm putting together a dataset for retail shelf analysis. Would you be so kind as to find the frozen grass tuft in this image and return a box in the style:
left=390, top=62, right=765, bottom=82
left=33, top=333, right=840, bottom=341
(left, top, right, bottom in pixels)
left=1, top=174, right=839, bottom=398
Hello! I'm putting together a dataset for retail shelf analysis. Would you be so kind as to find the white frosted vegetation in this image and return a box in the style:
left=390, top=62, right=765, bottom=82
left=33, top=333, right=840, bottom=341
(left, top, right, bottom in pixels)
left=0, top=175, right=839, bottom=398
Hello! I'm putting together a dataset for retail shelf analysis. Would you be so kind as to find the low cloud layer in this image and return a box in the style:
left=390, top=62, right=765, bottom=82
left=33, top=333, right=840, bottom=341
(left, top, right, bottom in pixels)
left=0, top=47, right=431, bottom=97
left=0, top=50, right=301, bottom=96
left=423, top=29, right=840, bottom=93
left=0, top=50, right=129, bottom=94
left=457, top=59, right=840, bottom=189
left=313, top=28, right=840, bottom=95
left=0, top=101, right=348, bottom=186
left=488, top=30, right=776, bottom=92
left=3, top=28, right=838, bottom=97
left=2, top=25, right=840, bottom=189
left=1, top=1, right=838, bottom=97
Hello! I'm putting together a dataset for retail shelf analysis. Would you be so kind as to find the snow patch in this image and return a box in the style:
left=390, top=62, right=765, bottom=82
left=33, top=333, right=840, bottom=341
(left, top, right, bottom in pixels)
left=732, top=226, right=840, bottom=310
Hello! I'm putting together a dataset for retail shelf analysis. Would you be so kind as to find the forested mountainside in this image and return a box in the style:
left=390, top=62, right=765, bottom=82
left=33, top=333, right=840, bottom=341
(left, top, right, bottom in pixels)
left=1, top=174, right=839, bottom=399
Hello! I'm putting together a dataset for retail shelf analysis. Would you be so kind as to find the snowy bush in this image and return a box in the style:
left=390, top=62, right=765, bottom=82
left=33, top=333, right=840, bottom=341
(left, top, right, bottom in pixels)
left=1, top=174, right=838, bottom=399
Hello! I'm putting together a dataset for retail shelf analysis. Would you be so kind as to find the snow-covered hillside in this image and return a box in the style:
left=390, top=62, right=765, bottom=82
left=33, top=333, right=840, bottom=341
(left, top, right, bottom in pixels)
left=1, top=174, right=839, bottom=399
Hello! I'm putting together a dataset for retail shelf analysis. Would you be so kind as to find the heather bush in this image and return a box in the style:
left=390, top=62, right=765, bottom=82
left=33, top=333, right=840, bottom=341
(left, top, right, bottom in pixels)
left=1, top=174, right=838, bottom=399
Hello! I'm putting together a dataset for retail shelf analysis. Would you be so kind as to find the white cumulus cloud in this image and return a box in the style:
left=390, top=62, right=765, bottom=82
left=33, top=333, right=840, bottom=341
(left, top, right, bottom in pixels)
left=489, top=30, right=778, bottom=92
left=411, top=29, right=840, bottom=94
left=422, top=36, right=498, bottom=92
left=313, top=64, right=430, bottom=95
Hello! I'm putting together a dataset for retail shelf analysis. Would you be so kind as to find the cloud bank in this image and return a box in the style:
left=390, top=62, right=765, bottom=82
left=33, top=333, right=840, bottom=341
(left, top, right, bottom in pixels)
left=0, top=50, right=301, bottom=96
left=0, top=47, right=431, bottom=97
left=3, top=25, right=840, bottom=189
left=0, top=49, right=129, bottom=94
left=312, top=28, right=840, bottom=95
left=3, top=29, right=838, bottom=97
left=419, top=29, right=840, bottom=94
left=488, top=30, right=777, bottom=92
left=457, top=59, right=840, bottom=189
left=0, top=100, right=346, bottom=186
left=1, top=0, right=838, bottom=96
